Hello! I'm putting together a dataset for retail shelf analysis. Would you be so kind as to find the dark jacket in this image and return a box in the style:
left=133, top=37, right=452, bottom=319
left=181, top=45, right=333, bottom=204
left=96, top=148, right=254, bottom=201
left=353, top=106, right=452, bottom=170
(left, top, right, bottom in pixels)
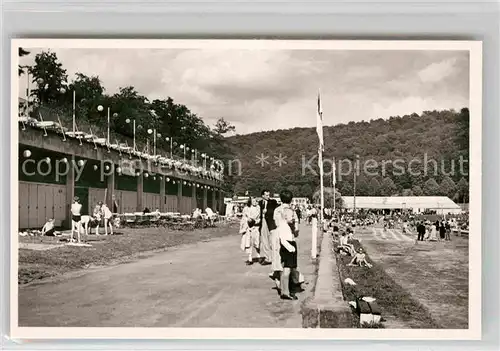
left=259, top=198, right=278, bottom=231
left=417, top=224, right=426, bottom=235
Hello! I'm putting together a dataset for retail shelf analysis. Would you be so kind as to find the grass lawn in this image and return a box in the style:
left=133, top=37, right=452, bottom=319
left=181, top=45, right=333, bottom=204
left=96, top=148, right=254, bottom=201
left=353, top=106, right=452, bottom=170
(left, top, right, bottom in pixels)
left=333, top=234, right=441, bottom=329
left=18, top=223, right=238, bottom=285
left=359, top=228, right=469, bottom=329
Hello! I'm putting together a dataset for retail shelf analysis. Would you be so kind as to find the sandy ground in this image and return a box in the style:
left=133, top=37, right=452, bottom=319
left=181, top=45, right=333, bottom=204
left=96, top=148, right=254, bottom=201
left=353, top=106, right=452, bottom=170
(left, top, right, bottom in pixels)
left=18, top=222, right=315, bottom=328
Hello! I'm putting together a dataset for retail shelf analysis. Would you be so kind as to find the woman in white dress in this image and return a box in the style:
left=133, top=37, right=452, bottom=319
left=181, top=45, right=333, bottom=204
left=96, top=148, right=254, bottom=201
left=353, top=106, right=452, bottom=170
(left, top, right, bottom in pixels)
left=240, top=198, right=261, bottom=265
left=429, top=223, right=438, bottom=241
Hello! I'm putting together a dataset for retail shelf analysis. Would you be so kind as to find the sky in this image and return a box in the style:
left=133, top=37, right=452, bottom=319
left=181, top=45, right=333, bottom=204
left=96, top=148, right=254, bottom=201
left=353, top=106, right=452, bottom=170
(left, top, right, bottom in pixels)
left=18, top=48, right=469, bottom=135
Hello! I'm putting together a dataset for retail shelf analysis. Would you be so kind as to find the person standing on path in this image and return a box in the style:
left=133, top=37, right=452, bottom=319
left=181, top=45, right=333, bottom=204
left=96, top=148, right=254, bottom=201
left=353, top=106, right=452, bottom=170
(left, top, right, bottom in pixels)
left=274, top=189, right=299, bottom=300
left=259, top=190, right=277, bottom=267
left=241, top=197, right=261, bottom=265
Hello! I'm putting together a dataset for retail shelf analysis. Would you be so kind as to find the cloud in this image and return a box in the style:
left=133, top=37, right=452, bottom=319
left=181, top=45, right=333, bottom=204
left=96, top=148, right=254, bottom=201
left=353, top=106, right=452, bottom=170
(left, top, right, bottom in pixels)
left=418, top=58, right=458, bottom=83
left=18, top=47, right=469, bottom=134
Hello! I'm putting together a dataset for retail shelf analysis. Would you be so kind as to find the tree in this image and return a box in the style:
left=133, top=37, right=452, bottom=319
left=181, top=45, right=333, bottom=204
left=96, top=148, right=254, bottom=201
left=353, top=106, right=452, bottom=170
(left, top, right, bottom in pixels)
left=455, top=107, right=469, bottom=157
left=18, top=47, right=30, bottom=76
left=300, top=184, right=313, bottom=198
left=456, top=177, right=469, bottom=203
left=439, top=176, right=456, bottom=198
left=313, top=187, right=343, bottom=209
left=356, top=176, right=370, bottom=196
left=368, top=177, right=381, bottom=196
left=380, top=177, right=397, bottom=196
left=412, top=185, right=424, bottom=196
left=214, top=118, right=236, bottom=135
left=28, top=51, right=68, bottom=105
left=401, top=188, right=413, bottom=196
left=61, top=73, right=106, bottom=124
left=423, top=178, right=440, bottom=196
left=287, top=184, right=300, bottom=197
left=339, top=182, right=353, bottom=196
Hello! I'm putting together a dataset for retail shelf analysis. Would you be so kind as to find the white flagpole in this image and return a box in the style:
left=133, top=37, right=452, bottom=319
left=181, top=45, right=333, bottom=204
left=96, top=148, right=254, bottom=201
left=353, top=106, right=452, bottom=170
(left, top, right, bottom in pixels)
left=133, top=120, right=136, bottom=151
left=26, top=69, right=31, bottom=116
left=313, top=90, right=324, bottom=260
left=333, top=160, right=336, bottom=213
left=107, top=107, right=110, bottom=144
left=72, top=90, right=76, bottom=134
left=319, top=148, right=324, bottom=223
left=153, top=129, right=157, bottom=156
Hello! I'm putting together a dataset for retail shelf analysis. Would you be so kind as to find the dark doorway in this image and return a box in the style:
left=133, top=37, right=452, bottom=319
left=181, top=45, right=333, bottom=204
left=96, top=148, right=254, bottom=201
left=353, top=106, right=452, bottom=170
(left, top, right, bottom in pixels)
left=74, top=187, right=90, bottom=215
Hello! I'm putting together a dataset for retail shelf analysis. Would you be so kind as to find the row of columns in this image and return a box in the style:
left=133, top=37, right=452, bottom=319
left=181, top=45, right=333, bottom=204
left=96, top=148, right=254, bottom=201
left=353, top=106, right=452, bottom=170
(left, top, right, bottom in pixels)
left=65, top=161, right=223, bottom=227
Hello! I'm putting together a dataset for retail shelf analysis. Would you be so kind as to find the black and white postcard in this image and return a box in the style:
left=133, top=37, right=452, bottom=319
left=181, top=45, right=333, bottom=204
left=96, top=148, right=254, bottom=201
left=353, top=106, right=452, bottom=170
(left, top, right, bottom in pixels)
left=10, top=39, right=482, bottom=340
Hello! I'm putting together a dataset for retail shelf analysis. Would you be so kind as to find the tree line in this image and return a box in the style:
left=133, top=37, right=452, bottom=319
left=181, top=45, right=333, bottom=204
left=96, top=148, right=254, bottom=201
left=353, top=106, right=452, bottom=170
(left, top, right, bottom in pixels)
left=226, top=108, right=469, bottom=203
left=18, top=49, right=235, bottom=183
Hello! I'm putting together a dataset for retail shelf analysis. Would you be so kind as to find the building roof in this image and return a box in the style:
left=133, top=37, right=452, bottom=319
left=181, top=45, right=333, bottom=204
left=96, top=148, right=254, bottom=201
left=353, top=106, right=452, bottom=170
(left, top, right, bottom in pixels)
left=341, top=196, right=461, bottom=209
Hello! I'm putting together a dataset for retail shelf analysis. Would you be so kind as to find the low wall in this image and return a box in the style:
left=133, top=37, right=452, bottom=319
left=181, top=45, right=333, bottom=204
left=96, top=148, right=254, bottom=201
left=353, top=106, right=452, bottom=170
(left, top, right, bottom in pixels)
left=302, top=228, right=354, bottom=328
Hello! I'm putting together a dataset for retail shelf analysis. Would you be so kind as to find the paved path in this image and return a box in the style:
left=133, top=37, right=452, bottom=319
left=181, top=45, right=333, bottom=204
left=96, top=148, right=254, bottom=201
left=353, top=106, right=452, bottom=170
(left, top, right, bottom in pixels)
left=19, top=222, right=315, bottom=327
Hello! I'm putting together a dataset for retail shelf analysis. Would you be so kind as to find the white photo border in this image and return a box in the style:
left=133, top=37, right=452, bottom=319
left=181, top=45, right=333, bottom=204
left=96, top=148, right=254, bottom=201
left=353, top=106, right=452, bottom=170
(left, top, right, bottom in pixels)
left=9, top=38, right=482, bottom=341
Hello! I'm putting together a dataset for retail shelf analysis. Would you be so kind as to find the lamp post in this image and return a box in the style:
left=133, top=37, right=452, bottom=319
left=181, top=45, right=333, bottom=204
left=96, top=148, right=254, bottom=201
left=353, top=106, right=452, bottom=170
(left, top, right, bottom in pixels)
left=191, top=149, right=196, bottom=165
left=180, top=144, right=186, bottom=162
left=125, top=118, right=136, bottom=151
left=97, top=105, right=118, bottom=145
left=201, top=153, right=208, bottom=170
left=21, top=66, right=31, bottom=116
left=165, top=137, right=173, bottom=158
left=147, top=129, right=161, bottom=156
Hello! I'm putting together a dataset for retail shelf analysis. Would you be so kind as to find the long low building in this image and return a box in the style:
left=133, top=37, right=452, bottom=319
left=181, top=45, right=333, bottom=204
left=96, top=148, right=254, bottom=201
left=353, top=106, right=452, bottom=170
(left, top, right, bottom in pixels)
left=18, top=123, right=226, bottom=229
left=341, top=196, right=462, bottom=214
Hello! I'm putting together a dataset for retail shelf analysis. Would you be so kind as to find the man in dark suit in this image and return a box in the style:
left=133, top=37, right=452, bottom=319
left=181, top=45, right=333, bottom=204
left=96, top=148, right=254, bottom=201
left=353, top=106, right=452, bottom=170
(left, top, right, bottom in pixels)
left=259, top=190, right=277, bottom=266
left=417, top=221, right=426, bottom=241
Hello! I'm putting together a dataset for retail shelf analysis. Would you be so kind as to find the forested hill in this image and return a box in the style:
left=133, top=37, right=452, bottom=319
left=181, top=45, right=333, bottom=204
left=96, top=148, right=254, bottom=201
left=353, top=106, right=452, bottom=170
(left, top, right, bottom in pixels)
left=224, top=108, right=470, bottom=203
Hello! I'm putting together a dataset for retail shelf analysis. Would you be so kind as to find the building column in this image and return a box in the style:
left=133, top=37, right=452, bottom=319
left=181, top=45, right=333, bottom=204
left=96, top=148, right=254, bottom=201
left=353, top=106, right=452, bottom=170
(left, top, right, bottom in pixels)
left=211, top=189, right=216, bottom=211
left=177, top=180, right=182, bottom=213
left=159, top=176, right=166, bottom=212
left=137, top=172, right=143, bottom=212
left=219, top=189, right=224, bottom=214
left=192, top=183, right=197, bottom=211
left=106, top=166, right=115, bottom=211
left=65, top=155, right=75, bottom=228
left=203, top=187, right=208, bottom=210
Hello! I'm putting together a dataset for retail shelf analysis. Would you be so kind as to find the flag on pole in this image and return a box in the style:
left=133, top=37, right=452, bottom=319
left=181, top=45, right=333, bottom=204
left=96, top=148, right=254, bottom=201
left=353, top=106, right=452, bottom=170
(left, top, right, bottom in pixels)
left=316, top=91, right=324, bottom=151
left=332, top=161, right=336, bottom=187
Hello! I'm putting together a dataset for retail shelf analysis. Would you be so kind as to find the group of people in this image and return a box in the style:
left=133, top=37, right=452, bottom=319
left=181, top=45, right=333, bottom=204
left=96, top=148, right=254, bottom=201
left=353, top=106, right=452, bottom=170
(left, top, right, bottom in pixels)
left=70, top=197, right=114, bottom=243
left=192, top=207, right=217, bottom=224
left=415, top=219, right=452, bottom=241
left=239, top=189, right=303, bottom=300
left=326, top=218, right=373, bottom=268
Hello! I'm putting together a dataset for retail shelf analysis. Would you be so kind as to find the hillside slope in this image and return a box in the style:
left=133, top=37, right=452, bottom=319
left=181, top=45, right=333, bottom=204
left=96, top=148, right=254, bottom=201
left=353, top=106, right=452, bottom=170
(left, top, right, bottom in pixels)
left=224, top=108, right=469, bottom=202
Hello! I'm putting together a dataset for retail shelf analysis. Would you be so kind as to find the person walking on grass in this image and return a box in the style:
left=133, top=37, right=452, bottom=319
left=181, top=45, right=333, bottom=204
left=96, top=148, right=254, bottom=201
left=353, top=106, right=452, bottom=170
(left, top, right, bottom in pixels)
left=101, top=202, right=114, bottom=235
left=439, top=220, right=446, bottom=241
left=93, top=201, right=103, bottom=235
left=416, top=221, right=426, bottom=241
left=445, top=220, right=452, bottom=241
